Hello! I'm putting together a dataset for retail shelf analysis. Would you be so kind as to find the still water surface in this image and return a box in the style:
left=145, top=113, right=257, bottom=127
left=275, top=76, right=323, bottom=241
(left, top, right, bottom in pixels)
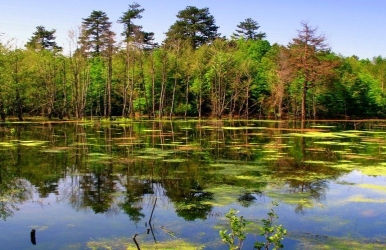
left=0, top=119, right=386, bottom=249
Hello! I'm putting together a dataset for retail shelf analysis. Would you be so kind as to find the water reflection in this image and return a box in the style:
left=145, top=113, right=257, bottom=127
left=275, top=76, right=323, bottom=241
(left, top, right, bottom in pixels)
left=0, top=120, right=386, bottom=248
left=0, top=120, right=368, bottom=218
left=0, top=144, right=33, bottom=220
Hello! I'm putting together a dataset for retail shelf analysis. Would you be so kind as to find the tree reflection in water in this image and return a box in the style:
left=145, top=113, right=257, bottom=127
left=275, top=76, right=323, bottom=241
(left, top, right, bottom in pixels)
left=1, top=119, right=386, bottom=249
left=0, top=177, right=33, bottom=220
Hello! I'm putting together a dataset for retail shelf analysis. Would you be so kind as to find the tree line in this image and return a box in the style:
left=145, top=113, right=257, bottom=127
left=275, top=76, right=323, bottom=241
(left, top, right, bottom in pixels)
left=1, top=3, right=386, bottom=121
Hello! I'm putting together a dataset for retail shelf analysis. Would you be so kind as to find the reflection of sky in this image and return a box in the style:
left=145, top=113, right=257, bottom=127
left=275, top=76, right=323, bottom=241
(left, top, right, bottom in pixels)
left=2, top=121, right=386, bottom=249
left=0, top=180, right=182, bottom=249
left=1, top=173, right=386, bottom=249
left=273, top=170, right=386, bottom=241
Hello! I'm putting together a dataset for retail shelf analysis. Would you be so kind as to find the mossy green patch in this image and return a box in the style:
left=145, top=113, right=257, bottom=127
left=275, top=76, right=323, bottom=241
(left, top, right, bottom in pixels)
left=87, top=236, right=204, bottom=250
left=292, top=233, right=386, bottom=250
left=333, top=132, right=361, bottom=138
left=314, top=141, right=356, bottom=146
left=204, top=185, right=250, bottom=206
left=137, top=155, right=163, bottom=160
left=142, top=129, right=162, bottom=132
left=19, top=140, right=48, bottom=147
left=126, top=239, right=204, bottom=250
left=357, top=184, right=386, bottom=193
left=0, top=142, right=15, bottom=147
left=310, top=125, right=336, bottom=128
left=41, top=149, right=67, bottom=153
left=360, top=166, right=386, bottom=176
left=329, top=163, right=357, bottom=171
left=267, top=191, right=314, bottom=208
left=290, top=132, right=341, bottom=138
left=345, top=194, right=386, bottom=203
left=303, top=160, right=333, bottom=165
left=163, top=158, right=186, bottom=163
left=222, top=126, right=266, bottom=130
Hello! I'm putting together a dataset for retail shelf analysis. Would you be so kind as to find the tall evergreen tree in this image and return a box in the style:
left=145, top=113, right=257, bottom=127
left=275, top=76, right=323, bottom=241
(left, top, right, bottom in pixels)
left=233, top=18, right=266, bottom=40
left=164, top=6, right=220, bottom=49
left=118, top=2, right=144, bottom=41
left=26, top=26, right=62, bottom=51
left=118, top=3, right=156, bottom=49
left=80, top=10, right=113, bottom=56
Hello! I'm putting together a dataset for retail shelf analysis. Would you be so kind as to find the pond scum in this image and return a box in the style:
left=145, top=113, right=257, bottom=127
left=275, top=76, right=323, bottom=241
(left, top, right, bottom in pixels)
left=87, top=238, right=204, bottom=250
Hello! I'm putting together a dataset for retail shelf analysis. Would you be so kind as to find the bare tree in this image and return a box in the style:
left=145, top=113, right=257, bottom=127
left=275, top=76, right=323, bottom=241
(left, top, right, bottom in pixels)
left=288, top=22, right=334, bottom=120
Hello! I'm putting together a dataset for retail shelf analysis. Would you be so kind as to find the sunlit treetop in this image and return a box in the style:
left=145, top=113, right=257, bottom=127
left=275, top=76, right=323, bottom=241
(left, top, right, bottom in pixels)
left=232, top=18, right=266, bottom=40
left=26, top=26, right=62, bottom=52
left=164, top=6, right=220, bottom=49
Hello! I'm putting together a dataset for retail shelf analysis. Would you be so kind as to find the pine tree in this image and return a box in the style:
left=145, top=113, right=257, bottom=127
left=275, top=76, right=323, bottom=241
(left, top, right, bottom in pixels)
left=79, top=10, right=113, bottom=56
left=118, top=2, right=156, bottom=49
left=26, top=26, right=62, bottom=51
left=118, top=2, right=144, bottom=40
left=164, top=6, right=220, bottom=49
left=233, top=18, right=266, bottom=40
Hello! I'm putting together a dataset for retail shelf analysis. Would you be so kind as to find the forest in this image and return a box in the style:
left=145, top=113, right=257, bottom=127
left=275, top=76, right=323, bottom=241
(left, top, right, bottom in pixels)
left=1, top=3, right=386, bottom=121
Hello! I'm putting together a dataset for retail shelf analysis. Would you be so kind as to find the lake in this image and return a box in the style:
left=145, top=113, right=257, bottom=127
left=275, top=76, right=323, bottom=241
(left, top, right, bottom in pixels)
left=0, top=119, right=386, bottom=249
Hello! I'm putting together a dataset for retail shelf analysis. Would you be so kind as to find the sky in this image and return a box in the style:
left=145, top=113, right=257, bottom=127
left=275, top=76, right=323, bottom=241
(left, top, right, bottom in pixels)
left=0, top=0, right=384, bottom=59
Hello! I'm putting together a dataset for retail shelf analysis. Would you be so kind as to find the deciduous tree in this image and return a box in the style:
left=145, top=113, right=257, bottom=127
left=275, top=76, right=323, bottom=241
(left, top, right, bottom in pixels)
left=288, top=22, right=336, bottom=120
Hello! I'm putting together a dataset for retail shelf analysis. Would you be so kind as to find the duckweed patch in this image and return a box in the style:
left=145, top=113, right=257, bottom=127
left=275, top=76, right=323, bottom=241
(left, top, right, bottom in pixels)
left=267, top=191, right=314, bottom=208
left=0, top=142, right=15, bottom=147
left=40, top=148, right=69, bottom=153
left=360, top=166, right=386, bottom=176
left=292, top=233, right=386, bottom=250
left=345, top=194, right=386, bottom=203
left=289, top=132, right=341, bottom=138
left=303, top=160, right=333, bottom=165
left=126, top=239, right=204, bottom=250
left=358, top=184, right=386, bottom=193
left=204, top=185, right=252, bottom=206
left=19, top=140, right=48, bottom=147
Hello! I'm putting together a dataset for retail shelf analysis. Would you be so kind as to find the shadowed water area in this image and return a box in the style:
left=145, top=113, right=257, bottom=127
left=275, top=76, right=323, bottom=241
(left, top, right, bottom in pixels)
left=0, top=119, right=386, bottom=249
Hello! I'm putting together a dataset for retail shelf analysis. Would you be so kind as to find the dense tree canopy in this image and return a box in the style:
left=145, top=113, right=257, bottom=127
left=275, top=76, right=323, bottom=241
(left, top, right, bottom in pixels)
left=0, top=4, right=385, bottom=121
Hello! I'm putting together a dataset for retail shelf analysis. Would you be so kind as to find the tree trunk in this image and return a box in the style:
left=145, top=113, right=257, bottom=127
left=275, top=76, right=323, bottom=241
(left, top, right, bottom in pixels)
left=0, top=101, right=6, bottom=121
left=301, top=80, right=307, bottom=120
left=184, top=76, right=190, bottom=118
left=170, top=77, right=177, bottom=118
left=151, top=55, right=156, bottom=117
left=107, top=52, right=112, bottom=118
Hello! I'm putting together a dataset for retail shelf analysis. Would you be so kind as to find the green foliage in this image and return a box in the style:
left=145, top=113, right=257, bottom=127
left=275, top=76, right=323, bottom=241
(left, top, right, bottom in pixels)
left=80, top=10, right=113, bottom=55
left=233, top=18, right=266, bottom=40
left=164, top=6, right=220, bottom=49
left=220, top=202, right=287, bottom=250
left=254, top=202, right=287, bottom=250
left=25, top=26, right=62, bottom=52
left=118, top=2, right=144, bottom=39
left=2, top=9, right=386, bottom=120
left=220, top=208, right=247, bottom=250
